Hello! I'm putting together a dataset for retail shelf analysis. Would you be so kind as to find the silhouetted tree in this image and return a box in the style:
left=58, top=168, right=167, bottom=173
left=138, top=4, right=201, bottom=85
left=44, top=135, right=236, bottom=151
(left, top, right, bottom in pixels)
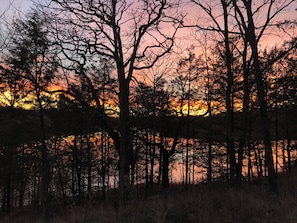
left=264, top=42, right=297, bottom=173
left=191, top=0, right=238, bottom=181
left=233, top=0, right=296, bottom=191
left=132, top=78, right=172, bottom=188
left=171, top=49, right=201, bottom=185
left=191, top=0, right=296, bottom=189
left=3, top=11, right=59, bottom=220
left=46, top=0, right=184, bottom=203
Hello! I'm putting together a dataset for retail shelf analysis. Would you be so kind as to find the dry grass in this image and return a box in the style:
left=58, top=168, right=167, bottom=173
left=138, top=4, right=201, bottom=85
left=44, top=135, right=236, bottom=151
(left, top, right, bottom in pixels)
left=2, top=174, right=297, bottom=223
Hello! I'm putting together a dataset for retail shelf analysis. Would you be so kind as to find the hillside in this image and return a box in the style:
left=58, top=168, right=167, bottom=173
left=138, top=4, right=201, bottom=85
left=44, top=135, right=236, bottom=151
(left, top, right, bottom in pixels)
left=1, top=106, right=297, bottom=147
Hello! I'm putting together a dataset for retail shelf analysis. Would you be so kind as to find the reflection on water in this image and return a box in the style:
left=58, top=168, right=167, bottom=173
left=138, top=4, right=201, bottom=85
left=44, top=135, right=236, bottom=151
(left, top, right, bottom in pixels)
left=2, top=131, right=296, bottom=207
left=170, top=138, right=297, bottom=183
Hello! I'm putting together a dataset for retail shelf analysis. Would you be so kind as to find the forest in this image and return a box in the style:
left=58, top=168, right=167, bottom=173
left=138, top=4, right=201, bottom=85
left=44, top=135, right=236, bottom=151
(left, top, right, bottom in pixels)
left=0, top=0, right=296, bottom=222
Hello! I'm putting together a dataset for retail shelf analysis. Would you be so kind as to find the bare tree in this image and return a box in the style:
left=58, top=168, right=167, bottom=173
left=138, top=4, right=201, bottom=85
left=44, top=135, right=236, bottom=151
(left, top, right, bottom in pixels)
left=171, top=48, right=201, bottom=185
left=190, top=0, right=237, bottom=181
left=44, top=0, right=184, bottom=203
left=232, top=0, right=296, bottom=191
left=191, top=0, right=296, bottom=188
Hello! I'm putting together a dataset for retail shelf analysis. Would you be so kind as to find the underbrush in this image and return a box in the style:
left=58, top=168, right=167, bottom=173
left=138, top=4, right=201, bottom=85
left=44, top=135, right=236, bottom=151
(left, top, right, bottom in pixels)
left=2, top=175, right=297, bottom=223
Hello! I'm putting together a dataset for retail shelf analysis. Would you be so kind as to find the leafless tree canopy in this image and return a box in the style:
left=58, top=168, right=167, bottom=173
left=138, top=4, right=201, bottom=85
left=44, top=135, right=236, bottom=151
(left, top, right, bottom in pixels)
left=47, top=0, right=184, bottom=79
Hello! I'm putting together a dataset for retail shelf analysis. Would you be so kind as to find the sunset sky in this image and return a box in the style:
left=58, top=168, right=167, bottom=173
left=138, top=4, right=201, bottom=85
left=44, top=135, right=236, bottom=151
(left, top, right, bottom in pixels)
left=1, top=0, right=296, bottom=112
left=2, top=0, right=296, bottom=22
left=1, top=0, right=295, bottom=51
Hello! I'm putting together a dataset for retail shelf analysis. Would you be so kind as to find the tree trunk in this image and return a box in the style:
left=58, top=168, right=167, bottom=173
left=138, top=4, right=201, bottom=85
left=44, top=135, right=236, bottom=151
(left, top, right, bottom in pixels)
left=162, top=148, right=170, bottom=188
left=222, top=0, right=236, bottom=181
left=245, top=2, right=277, bottom=191
left=247, top=140, right=253, bottom=180
left=4, top=145, right=13, bottom=213
left=150, top=132, right=156, bottom=188
left=75, top=136, right=83, bottom=203
left=100, top=130, right=106, bottom=199
left=57, top=162, right=67, bottom=206
left=237, top=41, right=250, bottom=184
left=37, top=94, right=51, bottom=221
left=119, top=79, right=131, bottom=204
left=253, top=144, right=261, bottom=177
left=162, top=129, right=179, bottom=188
left=185, top=125, right=190, bottom=185
left=19, top=145, right=27, bottom=207
left=87, top=134, right=92, bottom=194
left=145, top=130, right=149, bottom=191
left=158, top=144, right=163, bottom=185
left=285, top=105, right=292, bottom=172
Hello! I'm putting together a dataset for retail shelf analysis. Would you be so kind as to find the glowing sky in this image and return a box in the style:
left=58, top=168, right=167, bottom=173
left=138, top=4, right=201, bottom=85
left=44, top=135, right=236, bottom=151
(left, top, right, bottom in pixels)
left=0, top=0, right=296, bottom=113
